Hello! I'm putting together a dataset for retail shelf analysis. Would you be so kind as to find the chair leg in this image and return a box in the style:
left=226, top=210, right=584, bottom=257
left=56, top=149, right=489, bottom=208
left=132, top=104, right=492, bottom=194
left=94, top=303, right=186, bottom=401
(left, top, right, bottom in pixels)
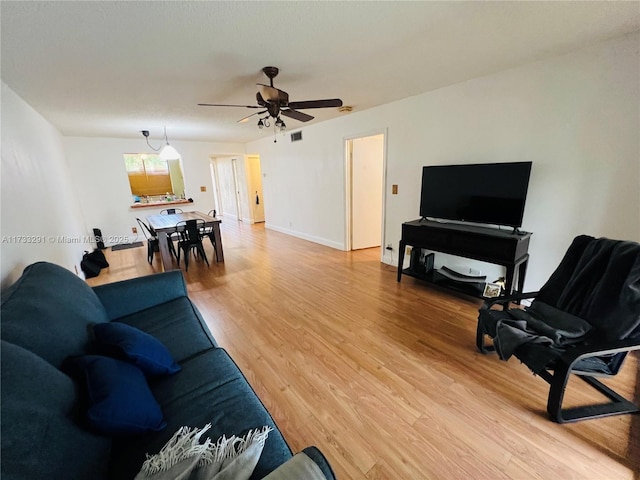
left=476, top=319, right=494, bottom=354
left=184, top=247, right=189, bottom=271
left=546, top=364, right=640, bottom=423
left=198, top=243, right=209, bottom=267
left=147, top=242, right=153, bottom=264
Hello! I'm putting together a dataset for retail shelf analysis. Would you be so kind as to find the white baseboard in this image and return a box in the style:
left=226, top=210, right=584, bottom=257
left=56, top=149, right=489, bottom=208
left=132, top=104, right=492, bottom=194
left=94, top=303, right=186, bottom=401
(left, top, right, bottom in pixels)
left=265, top=223, right=344, bottom=250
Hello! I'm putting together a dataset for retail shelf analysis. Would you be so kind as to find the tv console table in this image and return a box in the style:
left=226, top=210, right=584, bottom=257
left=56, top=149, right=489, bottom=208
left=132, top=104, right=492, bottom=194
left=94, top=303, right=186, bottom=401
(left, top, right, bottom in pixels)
left=397, top=219, right=532, bottom=298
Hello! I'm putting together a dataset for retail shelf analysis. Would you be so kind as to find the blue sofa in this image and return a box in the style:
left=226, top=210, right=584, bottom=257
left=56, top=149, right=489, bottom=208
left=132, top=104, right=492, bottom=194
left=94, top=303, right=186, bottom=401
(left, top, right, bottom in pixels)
left=1, top=262, right=335, bottom=480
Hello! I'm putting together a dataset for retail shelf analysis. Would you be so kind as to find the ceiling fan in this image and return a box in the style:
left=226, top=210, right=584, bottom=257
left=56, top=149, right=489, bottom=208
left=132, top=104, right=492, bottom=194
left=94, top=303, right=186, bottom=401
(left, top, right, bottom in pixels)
left=198, top=66, right=343, bottom=127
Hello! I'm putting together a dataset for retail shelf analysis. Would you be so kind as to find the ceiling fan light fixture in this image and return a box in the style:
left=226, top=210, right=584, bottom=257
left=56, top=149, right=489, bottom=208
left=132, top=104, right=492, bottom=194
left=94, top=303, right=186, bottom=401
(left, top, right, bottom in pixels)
left=275, top=116, right=286, bottom=132
left=257, top=118, right=264, bottom=129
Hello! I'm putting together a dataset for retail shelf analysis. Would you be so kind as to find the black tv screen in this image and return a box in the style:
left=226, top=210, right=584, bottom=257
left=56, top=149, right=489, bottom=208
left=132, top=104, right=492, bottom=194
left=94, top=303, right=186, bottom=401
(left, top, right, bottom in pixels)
left=419, top=162, right=532, bottom=228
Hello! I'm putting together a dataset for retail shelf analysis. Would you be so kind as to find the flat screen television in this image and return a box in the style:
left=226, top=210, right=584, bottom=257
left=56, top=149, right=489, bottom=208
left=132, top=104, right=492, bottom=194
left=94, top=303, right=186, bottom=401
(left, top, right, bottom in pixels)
left=419, top=161, right=532, bottom=228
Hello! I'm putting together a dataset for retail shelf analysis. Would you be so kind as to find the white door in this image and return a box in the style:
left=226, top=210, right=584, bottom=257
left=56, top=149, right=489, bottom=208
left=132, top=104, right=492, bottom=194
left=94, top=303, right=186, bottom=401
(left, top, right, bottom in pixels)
left=351, top=134, right=384, bottom=250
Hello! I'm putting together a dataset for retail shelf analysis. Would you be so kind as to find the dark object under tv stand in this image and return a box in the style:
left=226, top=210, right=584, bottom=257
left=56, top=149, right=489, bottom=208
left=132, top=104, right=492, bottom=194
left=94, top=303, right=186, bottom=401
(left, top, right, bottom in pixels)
left=397, top=219, right=531, bottom=298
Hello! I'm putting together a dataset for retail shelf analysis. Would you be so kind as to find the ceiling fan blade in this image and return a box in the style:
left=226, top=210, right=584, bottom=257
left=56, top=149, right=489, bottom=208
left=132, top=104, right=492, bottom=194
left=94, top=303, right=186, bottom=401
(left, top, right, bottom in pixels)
left=287, top=99, right=343, bottom=109
left=256, top=92, right=268, bottom=107
left=257, top=84, right=289, bottom=104
left=198, top=103, right=262, bottom=108
left=281, top=109, right=314, bottom=122
left=238, top=110, right=267, bottom=124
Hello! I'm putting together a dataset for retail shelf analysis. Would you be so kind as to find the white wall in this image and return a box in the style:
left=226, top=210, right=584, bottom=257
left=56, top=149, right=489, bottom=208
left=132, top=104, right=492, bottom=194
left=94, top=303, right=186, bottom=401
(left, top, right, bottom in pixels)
left=1, top=83, right=89, bottom=287
left=64, top=137, right=244, bottom=245
left=250, top=128, right=348, bottom=250
left=246, top=33, right=640, bottom=291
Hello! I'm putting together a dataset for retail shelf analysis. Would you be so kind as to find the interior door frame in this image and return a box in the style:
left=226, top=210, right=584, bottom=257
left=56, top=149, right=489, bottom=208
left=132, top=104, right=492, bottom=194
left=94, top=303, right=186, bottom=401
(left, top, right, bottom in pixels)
left=209, top=157, right=222, bottom=216
left=343, top=129, right=388, bottom=259
left=231, top=158, right=242, bottom=221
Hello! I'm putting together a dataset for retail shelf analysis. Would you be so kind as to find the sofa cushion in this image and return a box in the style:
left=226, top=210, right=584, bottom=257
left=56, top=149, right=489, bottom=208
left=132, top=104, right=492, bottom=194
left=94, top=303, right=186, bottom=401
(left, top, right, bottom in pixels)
left=113, top=297, right=216, bottom=363
left=93, top=322, right=181, bottom=377
left=109, top=348, right=293, bottom=480
left=69, top=355, right=167, bottom=435
left=1, top=262, right=109, bottom=368
left=1, top=340, right=111, bottom=480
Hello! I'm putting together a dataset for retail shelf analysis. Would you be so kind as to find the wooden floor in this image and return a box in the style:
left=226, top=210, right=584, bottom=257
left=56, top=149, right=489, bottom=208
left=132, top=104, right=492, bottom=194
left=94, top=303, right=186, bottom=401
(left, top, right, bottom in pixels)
left=88, top=221, right=640, bottom=479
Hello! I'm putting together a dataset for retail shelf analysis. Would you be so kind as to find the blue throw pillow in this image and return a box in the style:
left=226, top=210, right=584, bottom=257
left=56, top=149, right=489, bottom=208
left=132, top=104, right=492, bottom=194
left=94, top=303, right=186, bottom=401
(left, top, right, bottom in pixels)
left=71, top=355, right=167, bottom=435
left=93, top=322, right=181, bottom=376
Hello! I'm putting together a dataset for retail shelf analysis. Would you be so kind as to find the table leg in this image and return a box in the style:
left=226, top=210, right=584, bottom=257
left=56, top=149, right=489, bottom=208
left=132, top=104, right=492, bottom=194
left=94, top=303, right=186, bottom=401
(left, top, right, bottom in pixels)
left=517, top=257, right=529, bottom=293
left=397, top=241, right=405, bottom=282
left=212, top=223, right=224, bottom=262
left=505, top=265, right=515, bottom=295
left=157, top=231, right=174, bottom=271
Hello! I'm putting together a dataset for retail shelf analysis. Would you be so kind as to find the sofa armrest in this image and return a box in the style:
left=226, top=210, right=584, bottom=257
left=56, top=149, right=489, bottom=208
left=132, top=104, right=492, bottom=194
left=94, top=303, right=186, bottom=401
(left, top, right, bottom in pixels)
left=262, top=447, right=336, bottom=480
left=92, top=271, right=188, bottom=320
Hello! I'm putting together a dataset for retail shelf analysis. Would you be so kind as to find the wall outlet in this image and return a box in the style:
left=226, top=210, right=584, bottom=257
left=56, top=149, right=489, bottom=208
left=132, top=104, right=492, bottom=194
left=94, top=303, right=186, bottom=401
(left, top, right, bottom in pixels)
left=405, top=246, right=412, bottom=255
left=131, top=227, right=137, bottom=234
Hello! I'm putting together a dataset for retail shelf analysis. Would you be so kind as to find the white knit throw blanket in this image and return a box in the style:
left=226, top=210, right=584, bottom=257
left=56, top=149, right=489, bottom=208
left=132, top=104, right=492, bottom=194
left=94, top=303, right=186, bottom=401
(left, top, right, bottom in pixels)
left=134, top=424, right=272, bottom=480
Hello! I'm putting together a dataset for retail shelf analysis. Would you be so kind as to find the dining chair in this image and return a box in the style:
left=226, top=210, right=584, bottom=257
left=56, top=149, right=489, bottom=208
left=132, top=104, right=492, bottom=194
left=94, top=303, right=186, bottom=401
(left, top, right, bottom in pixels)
left=200, top=210, right=219, bottom=261
left=175, top=219, right=209, bottom=271
left=159, top=208, right=182, bottom=257
left=160, top=208, right=183, bottom=215
left=136, top=218, right=159, bottom=264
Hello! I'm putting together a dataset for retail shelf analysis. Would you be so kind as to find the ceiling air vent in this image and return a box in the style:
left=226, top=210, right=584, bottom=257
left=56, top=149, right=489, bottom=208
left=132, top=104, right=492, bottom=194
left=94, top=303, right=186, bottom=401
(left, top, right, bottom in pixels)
left=290, top=131, right=303, bottom=142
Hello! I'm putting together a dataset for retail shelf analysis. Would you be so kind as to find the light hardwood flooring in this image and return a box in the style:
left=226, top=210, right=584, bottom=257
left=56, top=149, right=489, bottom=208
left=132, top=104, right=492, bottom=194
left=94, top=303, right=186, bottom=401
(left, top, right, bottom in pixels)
left=87, top=221, right=639, bottom=479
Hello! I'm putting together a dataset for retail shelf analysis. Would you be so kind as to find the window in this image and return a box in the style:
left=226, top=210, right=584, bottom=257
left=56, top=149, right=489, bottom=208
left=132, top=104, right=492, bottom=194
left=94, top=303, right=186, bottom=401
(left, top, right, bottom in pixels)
left=123, top=154, right=185, bottom=199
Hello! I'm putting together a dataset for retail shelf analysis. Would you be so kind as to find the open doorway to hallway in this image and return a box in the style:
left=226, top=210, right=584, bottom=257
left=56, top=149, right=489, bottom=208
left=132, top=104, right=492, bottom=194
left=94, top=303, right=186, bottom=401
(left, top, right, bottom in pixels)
left=345, top=133, right=386, bottom=255
left=209, top=155, right=265, bottom=224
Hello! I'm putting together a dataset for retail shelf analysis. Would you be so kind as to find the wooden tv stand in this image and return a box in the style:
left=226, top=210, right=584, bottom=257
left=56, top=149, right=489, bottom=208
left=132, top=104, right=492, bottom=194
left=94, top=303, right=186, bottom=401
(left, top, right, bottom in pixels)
left=397, top=219, right=531, bottom=298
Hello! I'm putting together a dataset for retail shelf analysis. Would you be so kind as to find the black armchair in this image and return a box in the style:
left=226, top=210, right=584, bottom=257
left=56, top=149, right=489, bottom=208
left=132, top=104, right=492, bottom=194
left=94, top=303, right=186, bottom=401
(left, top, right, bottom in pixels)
left=477, top=235, right=640, bottom=423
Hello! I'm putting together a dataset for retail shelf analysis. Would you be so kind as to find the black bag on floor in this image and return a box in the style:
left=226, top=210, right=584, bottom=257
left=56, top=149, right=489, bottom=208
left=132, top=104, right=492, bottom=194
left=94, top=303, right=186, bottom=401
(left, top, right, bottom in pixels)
left=81, top=249, right=109, bottom=278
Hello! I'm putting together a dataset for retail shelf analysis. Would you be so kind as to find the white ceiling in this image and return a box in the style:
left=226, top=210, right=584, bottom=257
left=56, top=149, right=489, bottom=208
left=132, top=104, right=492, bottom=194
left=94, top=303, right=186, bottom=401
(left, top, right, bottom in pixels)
left=1, top=1, right=638, bottom=144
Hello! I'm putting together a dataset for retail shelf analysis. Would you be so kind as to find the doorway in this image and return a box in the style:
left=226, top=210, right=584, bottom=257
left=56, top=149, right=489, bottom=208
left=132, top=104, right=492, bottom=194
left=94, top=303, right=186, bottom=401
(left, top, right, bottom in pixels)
left=210, top=155, right=265, bottom=224
left=246, top=155, right=265, bottom=223
left=346, top=133, right=385, bottom=251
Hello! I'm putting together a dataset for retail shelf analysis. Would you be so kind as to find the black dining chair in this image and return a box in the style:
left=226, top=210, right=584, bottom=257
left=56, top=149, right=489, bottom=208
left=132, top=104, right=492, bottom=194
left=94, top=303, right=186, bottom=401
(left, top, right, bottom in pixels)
left=175, top=219, right=209, bottom=271
left=159, top=208, right=183, bottom=258
left=199, top=210, right=219, bottom=261
left=160, top=208, right=183, bottom=215
left=136, top=218, right=159, bottom=264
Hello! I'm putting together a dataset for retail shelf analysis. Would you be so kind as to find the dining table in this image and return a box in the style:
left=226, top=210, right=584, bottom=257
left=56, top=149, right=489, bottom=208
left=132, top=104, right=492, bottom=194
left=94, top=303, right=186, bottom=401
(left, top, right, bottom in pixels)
left=146, top=211, right=223, bottom=271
